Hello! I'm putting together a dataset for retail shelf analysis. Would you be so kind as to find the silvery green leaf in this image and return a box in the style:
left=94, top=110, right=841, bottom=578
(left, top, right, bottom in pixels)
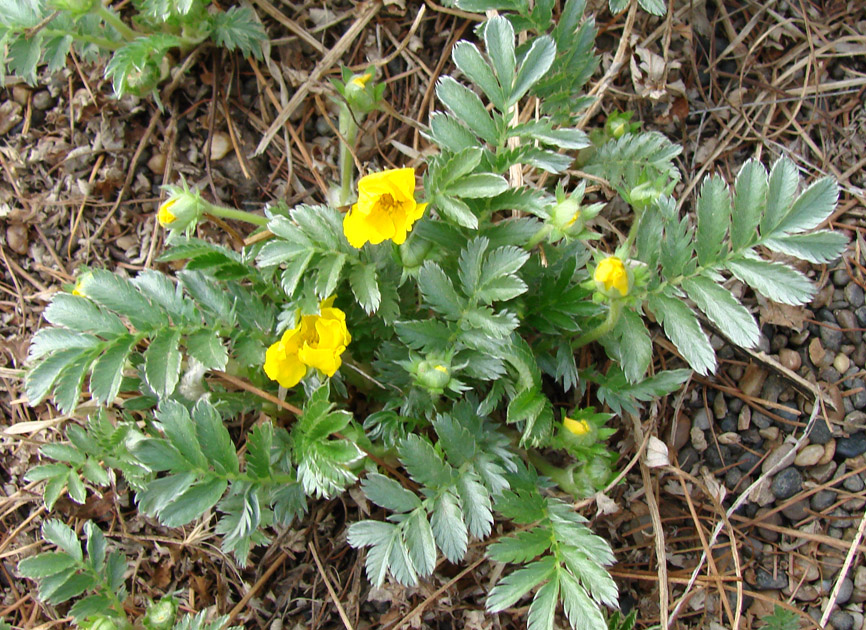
left=527, top=577, right=559, bottom=630
left=682, top=276, right=760, bottom=348
left=158, top=400, right=206, bottom=468
left=186, top=330, right=228, bottom=371
left=613, top=308, right=652, bottom=384
left=559, top=547, right=619, bottom=607
left=388, top=534, right=418, bottom=586
left=488, top=528, right=552, bottom=564
left=418, top=261, right=464, bottom=319
left=427, top=112, right=477, bottom=153
left=648, top=294, right=716, bottom=376
left=399, top=434, right=453, bottom=487
left=458, top=472, right=493, bottom=538
left=361, top=473, right=421, bottom=513
left=453, top=41, right=504, bottom=110
left=18, top=552, right=77, bottom=579
left=28, top=328, right=100, bottom=362
left=446, top=173, right=509, bottom=198
left=24, top=347, right=82, bottom=406
left=433, top=147, right=483, bottom=188
left=763, top=230, right=848, bottom=264
left=158, top=478, right=228, bottom=527
left=731, top=159, right=767, bottom=250
left=436, top=76, right=500, bottom=145
left=484, top=16, right=515, bottom=93
left=431, top=489, right=467, bottom=562
left=638, top=0, right=667, bottom=15
left=774, top=176, right=838, bottom=235
left=434, top=194, right=478, bottom=229
left=695, top=174, right=731, bottom=265
left=53, top=354, right=92, bottom=414
left=346, top=521, right=397, bottom=586
left=314, top=252, right=347, bottom=299
left=404, top=510, right=437, bottom=577
left=41, top=520, right=82, bottom=561
left=559, top=570, right=606, bottom=630
left=89, top=334, right=136, bottom=405
left=179, top=270, right=236, bottom=326
left=193, top=400, right=238, bottom=475
left=487, top=557, right=557, bottom=612
left=84, top=522, right=106, bottom=572
left=280, top=251, right=314, bottom=297
left=349, top=264, right=381, bottom=314
left=144, top=329, right=182, bottom=399
left=132, top=270, right=191, bottom=323
left=727, top=257, right=815, bottom=305
left=43, top=294, right=128, bottom=336
left=458, top=236, right=488, bottom=297
left=608, top=0, right=629, bottom=13
left=510, top=36, right=556, bottom=105
left=760, top=157, right=799, bottom=235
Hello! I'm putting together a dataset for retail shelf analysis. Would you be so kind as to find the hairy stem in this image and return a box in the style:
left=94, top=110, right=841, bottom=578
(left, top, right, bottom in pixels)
left=202, top=201, right=269, bottom=227
left=572, top=298, right=624, bottom=349
left=96, top=6, right=138, bottom=42
left=338, top=105, right=360, bottom=207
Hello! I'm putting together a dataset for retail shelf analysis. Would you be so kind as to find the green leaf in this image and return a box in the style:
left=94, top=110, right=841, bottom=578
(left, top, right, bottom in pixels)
left=436, top=76, right=500, bottom=145
left=507, top=388, right=546, bottom=424
left=456, top=0, right=526, bottom=11
left=349, top=264, right=381, bottom=315
left=179, top=270, right=236, bottom=326
left=18, top=552, right=77, bottom=579
left=25, top=348, right=86, bottom=405
left=445, top=173, right=509, bottom=198
left=8, top=35, right=41, bottom=84
left=256, top=239, right=310, bottom=266
left=418, top=262, right=464, bottom=320
left=193, top=401, right=238, bottom=475
left=560, top=548, right=618, bottom=607
left=347, top=521, right=397, bottom=587
left=157, top=401, right=206, bottom=468
left=527, top=577, right=559, bottom=630
left=695, top=174, right=730, bottom=265
left=69, top=593, right=113, bottom=621
left=612, top=308, right=652, bottom=384
left=484, top=16, right=516, bottom=95
left=458, top=472, right=493, bottom=538
left=488, top=528, right=552, bottom=564
left=731, top=159, right=767, bottom=250
left=81, top=270, right=166, bottom=331
left=281, top=251, right=314, bottom=297
left=90, top=334, right=135, bottom=405
left=66, top=472, right=87, bottom=504
left=434, top=194, right=479, bottom=229
left=210, top=6, right=266, bottom=59
left=28, top=329, right=99, bottom=362
left=404, top=509, right=437, bottom=577
left=132, top=270, right=191, bottom=324
left=144, top=329, right=182, bottom=399
left=361, top=473, right=421, bottom=513
left=42, top=572, right=95, bottom=605
left=158, top=478, right=228, bottom=527
left=315, top=253, right=347, bottom=299
left=42, top=520, right=82, bottom=561
left=487, top=557, right=557, bottom=612
left=53, top=353, right=92, bottom=414
left=648, top=294, right=716, bottom=376
left=609, top=0, right=629, bottom=13
left=727, top=257, right=815, bottom=305
left=431, top=489, right=467, bottom=562
left=84, top=522, right=106, bottom=572
left=399, top=434, right=453, bottom=488
left=774, top=176, right=838, bottom=235
left=25, top=463, right=70, bottom=482
left=458, top=236, right=488, bottom=297
left=186, top=329, right=228, bottom=371
left=246, top=422, right=273, bottom=479
left=559, top=569, right=606, bottom=630
left=132, top=439, right=190, bottom=473
left=682, top=276, right=760, bottom=348
left=44, top=474, right=68, bottom=511
left=453, top=41, right=504, bottom=109
left=433, top=147, right=483, bottom=187
left=43, top=294, right=128, bottom=336
left=394, top=319, right=452, bottom=351
left=510, top=36, right=556, bottom=105
left=760, top=157, right=799, bottom=235
left=763, top=230, right=848, bottom=264
left=427, top=112, right=478, bottom=153
left=136, top=472, right=197, bottom=514
left=637, top=0, right=666, bottom=16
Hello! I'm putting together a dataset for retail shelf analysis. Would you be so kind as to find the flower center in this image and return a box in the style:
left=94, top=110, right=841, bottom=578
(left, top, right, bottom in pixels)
left=375, top=193, right=401, bottom=215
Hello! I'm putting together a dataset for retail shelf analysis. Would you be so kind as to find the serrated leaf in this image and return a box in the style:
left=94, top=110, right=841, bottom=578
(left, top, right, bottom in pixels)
left=418, top=261, right=464, bottom=319
left=394, top=319, right=452, bottom=350
left=25, top=348, right=86, bottom=406
left=774, top=176, right=838, bottom=235
left=763, top=230, right=848, bottom=264
left=52, top=353, right=92, bottom=414
left=760, top=157, right=799, bottom=235
left=427, top=112, right=478, bottom=153
left=485, top=16, right=516, bottom=94
left=28, top=329, right=100, bottom=362
left=434, top=194, right=479, bottom=229
left=245, top=422, right=273, bottom=479
left=158, top=478, right=228, bottom=527
left=186, top=329, right=228, bottom=371
left=42, top=520, right=82, bottom=561
left=433, top=414, right=476, bottom=466
left=144, top=329, right=182, bottom=399
left=453, top=41, right=504, bottom=109
left=90, top=334, right=135, bottom=405
left=404, top=510, right=437, bottom=577
left=193, top=400, right=238, bottom=475
left=488, top=528, right=552, bottom=563
left=637, top=0, right=666, bottom=16
left=527, top=577, right=559, bottom=630
left=731, top=159, right=767, bottom=250
left=727, top=257, right=815, bottom=305
left=560, top=547, right=618, bottom=607
left=84, top=522, right=106, bottom=572
left=42, top=572, right=95, bottom=605
left=281, top=251, right=314, bottom=297
left=43, top=294, right=128, bottom=336
left=695, top=174, right=730, bottom=265
left=179, top=270, right=236, bottom=326
left=136, top=472, right=197, bottom=514
left=210, top=6, right=266, bottom=59
left=315, top=253, right=347, bottom=299
left=648, top=294, right=716, bottom=376
left=18, top=552, right=77, bottom=579
left=436, top=76, right=500, bottom=145
left=349, top=264, right=381, bottom=314
left=487, top=557, right=557, bottom=612
left=458, top=472, right=493, bottom=538
left=131, top=270, right=190, bottom=323
left=347, top=521, right=397, bottom=586
left=157, top=401, right=206, bottom=468
left=510, top=36, right=556, bottom=105
left=445, top=173, right=509, bottom=198
left=613, top=308, right=652, bottom=384
left=81, top=270, right=166, bottom=331
left=69, top=593, right=113, bottom=621
left=361, top=473, right=421, bottom=513
left=431, top=489, right=468, bottom=562
left=399, top=434, right=453, bottom=488
left=682, top=276, right=760, bottom=348
left=559, top=569, right=606, bottom=630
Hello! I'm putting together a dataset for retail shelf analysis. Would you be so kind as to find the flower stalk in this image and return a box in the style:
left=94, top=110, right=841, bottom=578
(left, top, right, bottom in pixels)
left=572, top=298, right=624, bottom=350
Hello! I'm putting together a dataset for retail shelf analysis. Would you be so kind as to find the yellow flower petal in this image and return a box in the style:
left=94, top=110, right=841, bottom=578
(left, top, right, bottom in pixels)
left=350, top=73, right=372, bottom=88
left=157, top=199, right=177, bottom=226
left=264, top=340, right=307, bottom=388
left=344, top=168, right=425, bottom=248
left=594, top=257, right=630, bottom=297
left=564, top=417, right=591, bottom=436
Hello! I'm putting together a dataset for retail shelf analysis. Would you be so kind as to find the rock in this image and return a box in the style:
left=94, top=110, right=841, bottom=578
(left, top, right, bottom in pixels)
left=704, top=444, right=731, bottom=469
left=849, top=379, right=866, bottom=409
left=690, top=427, right=708, bottom=452
left=754, top=507, right=781, bottom=539
left=830, top=508, right=856, bottom=529
left=771, top=334, right=788, bottom=352
left=771, top=467, right=803, bottom=499
left=713, top=394, right=728, bottom=419
left=792, top=584, right=819, bottom=602
left=809, top=416, right=833, bottom=444
left=779, top=348, right=802, bottom=370
left=6, top=222, right=28, bottom=255
left=210, top=131, right=233, bottom=161
left=821, top=324, right=845, bottom=352
left=693, top=408, right=711, bottom=431
left=811, top=489, right=837, bottom=511
left=829, top=610, right=854, bottom=630
left=728, top=397, right=743, bottom=413
left=834, top=269, right=850, bottom=286
left=755, top=568, right=788, bottom=591
left=810, top=337, right=829, bottom=366
left=845, top=283, right=864, bottom=308
left=809, top=461, right=837, bottom=483
left=677, top=446, right=699, bottom=469
left=853, top=345, right=866, bottom=368
left=837, top=577, right=854, bottom=605
left=835, top=353, right=852, bottom=374
left=11, top=84, right=30, bottom=105
left=719, top=416, right=737, bottom=433
left=738, top=406, right=751, bottom=430
left=836, top=309, right=860, bottom=344
left=718, top=431, right=740, bottom=445
left=844, top=411, right=866, bottom=432
left=737, top=450, right=762, bottom=473
left=763, top=443, right=795, bottom=474
left=669, top=415, right=690, bottom=451
left=32, top=90, right=51, bottom=110
left=836, top=432, right=866, bottom=459
left=740, top=364, right=767, bottom=397
left=775, top=402, right=800, bottom=433
left=820, top=439, right=837, bottom=465
left=759, top=426, right=779, bottom=441
left=843, top=473, right=864, bottom=492
left=147, top=152, right=167, bottom=174
left=0, top=100, right=22, bottom=135
left=792, top=556, right=819, bottom=582
left=856, top=305, right=866, bottom=328
left=725, top=467, right=743, bottom=490
left=751, top=479, right=776, bottom=507
left=794, top=444, right=825, bottom=467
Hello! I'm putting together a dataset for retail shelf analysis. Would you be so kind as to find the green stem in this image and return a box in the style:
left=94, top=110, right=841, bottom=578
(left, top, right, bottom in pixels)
left=42, top=27, right=121, bottom=51
left=525, top=224, right=553, bottom=250
left=527, top=451, right=581, bottom=496
left=338, top=105, right=360, bottom=207
left=96, top=5, right=138, bottom=42
left=202, top=201, right=270, bottom=227
left=572, top=298, right=624, bottom=349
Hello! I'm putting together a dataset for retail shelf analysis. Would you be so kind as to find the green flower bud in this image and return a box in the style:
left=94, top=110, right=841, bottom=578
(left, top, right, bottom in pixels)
left=82, top=616, right=120, bottom=630
left=550, top=196, right=582, bottom=232
left=399, top=234, right=434, bottom=270
left=142, top=596, right=178, bottom=630
left=344, top=71, right=377, bottom=114
left=157, top=188, right=204, bottom=232
left=50, top=0, right=99, bottom=17
left=416, top=360, right=450, bottom=391
left=628, top=181, right=662, bottom=209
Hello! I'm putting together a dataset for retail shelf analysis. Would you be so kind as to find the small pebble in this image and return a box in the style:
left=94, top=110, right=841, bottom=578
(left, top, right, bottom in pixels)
left=810, top=337, right=828, bottom=366
left=754, top=507, right=781, bottom=540
left=836, top=309, right=859, bottom=344
left=147, top=152, right=167, bottom=174
left=837, top=577, right=854, bottom=605
left=779, top=348, right=802, bottom=370
left=830, top=610, right=854, bottom=630
left=677, top=446, right=699, bottom=469
left=843, top=473, right=864, bottom=492
left=771, top=467, right=803, bottom=500
left=740, top=364, right=767, bottom=397
left=836, top=432, right=866, bottom=459
left=809, top=416, right=833, bottom=444
left=754, top=567, right=787, bottom=590
left=849, top=379, right=866, bottom=409
left=821, top=324, right=845, bottom=352
left=844, top=411, right=866, bottom=431
left=759, top=426, right=780, bottom=441
left=713, top=394, right=727, bottom=419
left=791, top=556, right=819, bottom=582
left=794, top=444, right=824, bottom=467
left=209, top=131, right=232, bottom=161
left=737, top=450, right=762, bottom=473
left=763, top=443, right=795, bottom=474
left=819, top=439, right=837, bottom=465
left=6, top=223, right=28, bottom=255
left=855, top=305, right=866, bottom=328
left=693, top=408, right=711, bottom=431
left=845, top=283, right=864, bottom=307
left=738, top=406, right=751, bottom=430
left=11, top=84, right=30, bottom=105
left=690, top=427, right=708, bottom=452
left=835, top=353, right=851, bottom=374
left=810, top=461, right=837, bottom=483
left=811, top=489, right=836, bottom=511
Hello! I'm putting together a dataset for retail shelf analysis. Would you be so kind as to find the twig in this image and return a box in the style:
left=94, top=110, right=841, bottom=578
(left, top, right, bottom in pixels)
left=820, top=508, right=866, bottom=626
left=221, top=552, right=288, bottom=628
left=309, top=541, right=355, bottom=630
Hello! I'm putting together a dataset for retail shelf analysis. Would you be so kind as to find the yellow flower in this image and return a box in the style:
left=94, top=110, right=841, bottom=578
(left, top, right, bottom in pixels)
left=157, top=198, right=177, bottom=226
left=72, top=281, right=85, bottom=297
left=350, top=73, right=372, bottom=88
left=594, top=256, right=630, bottom=297
left=563, top=416, right=591, bottom=436
left=343, top=168, right=427, bottom=248
left=264, top=299, right=351, bottom=387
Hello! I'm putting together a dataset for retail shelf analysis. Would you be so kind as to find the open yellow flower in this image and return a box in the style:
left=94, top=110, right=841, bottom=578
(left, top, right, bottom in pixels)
left=343, top=168, right=427, bottom=248
left=594, top=256, right=630, bottom=297
left=563, top=416, right=591, bottom=436
left=264, top=299, right=351, bottom=387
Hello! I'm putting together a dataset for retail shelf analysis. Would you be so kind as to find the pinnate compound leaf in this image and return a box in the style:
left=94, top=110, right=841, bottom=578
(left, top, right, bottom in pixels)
left=436, top=76, right=500, bottom=145
left=527, top=577, right=559, bottom=630
left=727, top=258, right=815, bottom=305
left=404, top=510, right=437, bottom=577
left=487, top=556, right=557, bottom=612
left=760, top=157, right=799, bottom=235
left=44, top=294, right=128, bottom=336
left=158, top=477, right=228, bottom=527
left=682, top=276, right=760, bottom=349
left=431, top=489, right=468, bottom=562
left=25, top=348, right=89, bottom=407
left=774, top=176, right=838, bottom=235
left=648, top=294, right=716, bottom=376
left=81, top=270, right=166, bottom=331
left=89, top=334, right=136, bottom=405
left=210, top=6, right=266, bottom=59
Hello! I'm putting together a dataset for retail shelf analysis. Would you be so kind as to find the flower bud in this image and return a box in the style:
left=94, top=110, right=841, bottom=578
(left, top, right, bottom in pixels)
left=344, top=71, right=378, bottom=114
left=550, top=196, right=582, bottom=232
left=415, top=359, right=451, bottom=392
left=399, top=234, right=434, bottom=270
left=82, top=617, right=119, bottom=630
left=563, top=416, right=591, bottom=436
left=157, top=189, right=203, bottom=231
left=593, top=256, right=631, bottom=298
left=142, top=597, right=178, bottom=630
left=628, top=181, right=662, bottom=209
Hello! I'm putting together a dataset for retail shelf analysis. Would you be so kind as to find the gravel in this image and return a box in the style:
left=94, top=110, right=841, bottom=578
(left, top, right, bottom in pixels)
left=836, top=432, right=866, bottom=459
left=771, top=467, right=803, bottom=500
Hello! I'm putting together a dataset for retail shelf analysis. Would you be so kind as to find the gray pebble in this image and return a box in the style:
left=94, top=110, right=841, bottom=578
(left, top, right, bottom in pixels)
left=809, top=417, right=833, bottom=444
left=677, top=446, right=699, bottom=469
left=853, top=344, right=866, bottom=368
left=849, top=379, right=866, bottom=409
left=822, top=325, right=845, bottom=352
left=830, top=508, right=856, bottom=529
left=811, top=489, right=837, bottom=511
left=782, top=499, right=809, bottom=522
left=752, top=412, right=772, bottom=429
left=834, top=269, right=851, bottom=287
left=738, top=450, right=762, bottom=473
left=771, top=334, right=789, bottom=352
left=719, top=416, right=737, bottom=433
left=855, top=305, right=866, bottom=328
left=772, top=467, right=803, bottom=500
left=845, top=283, right=864, bottom=307
left=837, top=309, right=861, bottom=344
left=837, top=577, right=854, bottom=605
left=728, top=397, right=743, bottom=413
left=830, top=610, right=854, bottom=630
left=821, top=366, right=842, bottom=382
left=836, top=432, right=866, bottom=459
left=810, top=461, right=837, bottom=483
left=32, top=90, right=52, bottom=110
left=725, top=467, right=744, bottom=490
left=774, top=402, right=800, bottom=433
left=693, top=408, right=711, bottom=431
left=843, top=473, right=865, bottom=493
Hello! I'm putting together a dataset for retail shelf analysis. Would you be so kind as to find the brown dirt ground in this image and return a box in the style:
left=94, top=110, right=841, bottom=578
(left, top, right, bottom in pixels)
left=2, top=0, right=866, bottom=628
